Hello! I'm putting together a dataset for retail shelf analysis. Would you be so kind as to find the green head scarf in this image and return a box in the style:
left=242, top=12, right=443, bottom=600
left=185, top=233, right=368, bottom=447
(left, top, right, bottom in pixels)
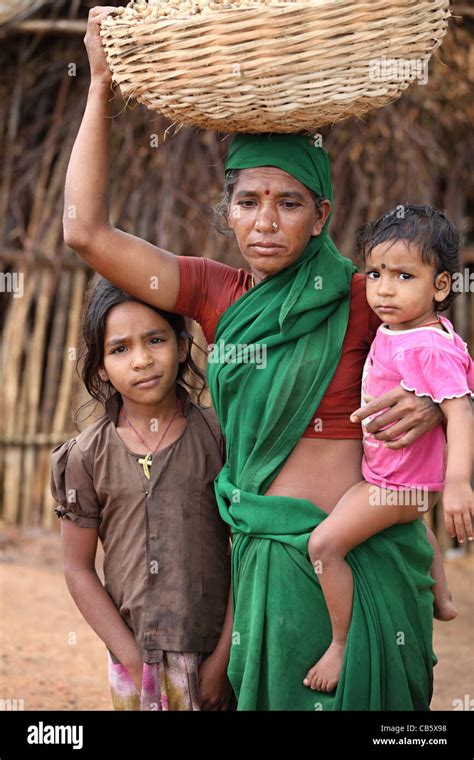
left=224, top=132, right=334, bottom=200
left=205, top=134, right=435, bottom=711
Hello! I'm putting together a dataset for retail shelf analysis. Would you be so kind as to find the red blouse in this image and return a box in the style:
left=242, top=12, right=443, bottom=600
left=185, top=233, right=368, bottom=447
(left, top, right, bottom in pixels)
left=172, top=255, right=381, bottom=439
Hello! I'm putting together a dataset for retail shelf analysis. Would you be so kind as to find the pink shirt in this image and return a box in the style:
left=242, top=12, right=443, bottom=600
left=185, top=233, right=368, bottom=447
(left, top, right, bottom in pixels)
left=361, top=315, right=474, bottom=491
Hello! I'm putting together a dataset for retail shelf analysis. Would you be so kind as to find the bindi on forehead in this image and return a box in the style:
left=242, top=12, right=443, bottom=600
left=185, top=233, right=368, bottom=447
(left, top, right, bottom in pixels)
left=264, top=190, right=270, bottom=195
left=381, top=263, right=386, bottom=269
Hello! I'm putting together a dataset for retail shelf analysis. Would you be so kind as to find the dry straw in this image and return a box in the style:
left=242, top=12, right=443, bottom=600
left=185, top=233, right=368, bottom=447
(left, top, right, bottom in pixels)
left=100, top=0, right=450, bottom=133
left=0, top=0, right=50, bottom=28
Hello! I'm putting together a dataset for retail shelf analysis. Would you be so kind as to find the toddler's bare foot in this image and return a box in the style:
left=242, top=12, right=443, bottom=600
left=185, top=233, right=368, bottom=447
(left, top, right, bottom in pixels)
left=303, top=641, right=345, bottom=693
left=434, top=591, right=457, bottom=621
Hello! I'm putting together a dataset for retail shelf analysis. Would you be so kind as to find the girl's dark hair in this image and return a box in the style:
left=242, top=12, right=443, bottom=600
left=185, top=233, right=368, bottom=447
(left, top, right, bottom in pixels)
left=212, top=168, right=327, bottom=235
left=355, top=204, right=461, bottom=312
left=74, top=276, right=207, bottom=428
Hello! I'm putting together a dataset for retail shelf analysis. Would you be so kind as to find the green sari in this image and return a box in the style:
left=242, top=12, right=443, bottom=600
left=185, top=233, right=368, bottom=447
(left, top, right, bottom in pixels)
left=206, top=133, right=436, bottom=710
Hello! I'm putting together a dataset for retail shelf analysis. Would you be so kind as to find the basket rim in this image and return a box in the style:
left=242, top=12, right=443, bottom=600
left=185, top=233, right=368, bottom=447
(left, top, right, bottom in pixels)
left=101, top=0, right=450, bottom=33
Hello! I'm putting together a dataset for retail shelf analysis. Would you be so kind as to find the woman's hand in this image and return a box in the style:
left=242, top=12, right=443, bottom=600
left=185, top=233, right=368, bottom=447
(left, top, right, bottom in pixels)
left=443, top=481, right=474, bottom=544
left=350, top=387, right=443, bottom=450
left=198, top=651, right=234, bottom=711
left=84, top=6, right=117, bottom=86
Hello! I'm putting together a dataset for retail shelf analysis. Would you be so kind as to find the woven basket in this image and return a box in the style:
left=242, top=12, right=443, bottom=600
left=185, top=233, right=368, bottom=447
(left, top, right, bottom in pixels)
left=100, top=0, right=450, bottom=133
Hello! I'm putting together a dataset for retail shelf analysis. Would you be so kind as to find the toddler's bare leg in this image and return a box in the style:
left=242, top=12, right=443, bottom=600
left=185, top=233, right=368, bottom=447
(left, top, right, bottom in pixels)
left=304, top=480, right=421, bottom=693
left=424, top=521, right=457, bottom=621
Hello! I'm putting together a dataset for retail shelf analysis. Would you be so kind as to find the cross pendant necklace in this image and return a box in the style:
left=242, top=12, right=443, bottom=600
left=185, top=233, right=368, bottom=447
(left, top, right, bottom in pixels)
left=120, top=397, right=181, bottom=479
left=138, top=451, right=153, bottom=480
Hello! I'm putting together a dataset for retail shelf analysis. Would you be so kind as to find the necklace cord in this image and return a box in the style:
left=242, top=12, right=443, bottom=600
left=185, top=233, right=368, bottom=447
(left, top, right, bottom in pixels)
left=120, top=397, right=181, bottom=457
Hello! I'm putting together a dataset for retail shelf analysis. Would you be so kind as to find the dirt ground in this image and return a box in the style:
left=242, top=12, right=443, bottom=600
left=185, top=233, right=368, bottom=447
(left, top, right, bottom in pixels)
left=0, top=524, right=472, bottom=711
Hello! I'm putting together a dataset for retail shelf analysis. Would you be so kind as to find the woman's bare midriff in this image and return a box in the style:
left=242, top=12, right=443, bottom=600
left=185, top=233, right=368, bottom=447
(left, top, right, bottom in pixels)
left=264, top=438, right=364, bottom=514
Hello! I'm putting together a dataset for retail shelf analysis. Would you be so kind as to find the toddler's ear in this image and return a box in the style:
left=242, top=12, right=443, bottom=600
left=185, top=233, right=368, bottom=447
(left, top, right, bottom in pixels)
left=434, top=270, right=451, bottom=304
left=98, top=367, right=109, bottom=383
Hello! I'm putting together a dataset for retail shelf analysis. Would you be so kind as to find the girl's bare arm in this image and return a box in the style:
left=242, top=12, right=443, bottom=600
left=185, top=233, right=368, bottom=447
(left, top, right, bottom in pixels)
left=63, top=6, right=180, bottom=311
left=60, top=519, right=143, bottom=689
left=440, top=395, right=473, bottom=543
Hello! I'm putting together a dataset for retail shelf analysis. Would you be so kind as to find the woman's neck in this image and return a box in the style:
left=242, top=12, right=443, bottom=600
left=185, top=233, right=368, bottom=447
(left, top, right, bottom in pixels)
left=250, top=267, right=268, bottom=286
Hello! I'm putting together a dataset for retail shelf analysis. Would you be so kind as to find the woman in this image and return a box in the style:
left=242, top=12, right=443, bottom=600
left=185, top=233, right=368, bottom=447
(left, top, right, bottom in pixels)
left=63, top=7, right=444, bottom=710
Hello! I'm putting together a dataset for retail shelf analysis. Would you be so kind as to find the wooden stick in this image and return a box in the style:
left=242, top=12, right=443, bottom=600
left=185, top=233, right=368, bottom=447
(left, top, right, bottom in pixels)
left=0, top=248, right=90, bottom=270
left=22, top=269, right=54, bottom=526
left=0, top=434, right=80, bottom=446
left=38, top=269, right=72, bottom=527
left=452, top=6, right=474, bottom=18
left=44, top=268, right=87, bottom=528
left=1, top=20, right=87, bottom=36
left=2, top=268, right=38, bottom=524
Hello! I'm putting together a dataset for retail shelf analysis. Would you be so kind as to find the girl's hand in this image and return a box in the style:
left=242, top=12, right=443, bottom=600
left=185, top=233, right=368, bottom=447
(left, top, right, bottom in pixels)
left=128, top=663, right=144, bottom=695
left=84, top=6, right=117, bottom=86
left=350, top=387, right=443, bottom=450
left=123, top=654, right=144, bottom=694
left=443, top=481, right=474, bottom=544
left=198, top=651, right=233, bottom=711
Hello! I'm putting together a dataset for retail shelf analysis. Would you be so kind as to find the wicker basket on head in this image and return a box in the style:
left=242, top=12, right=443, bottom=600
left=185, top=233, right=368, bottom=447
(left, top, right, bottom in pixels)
left=100, top=0, right=450, bottom=134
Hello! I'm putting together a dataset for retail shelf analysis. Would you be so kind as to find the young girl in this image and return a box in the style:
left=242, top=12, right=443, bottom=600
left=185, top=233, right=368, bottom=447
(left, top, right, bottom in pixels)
left=50, top=276, right=234, bottom=711
left=304, top=204, right=474, bottom=694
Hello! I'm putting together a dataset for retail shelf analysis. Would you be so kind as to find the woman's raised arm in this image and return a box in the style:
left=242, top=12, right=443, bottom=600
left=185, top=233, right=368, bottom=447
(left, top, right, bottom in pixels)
left=63, top=6, right=180, bottom=311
